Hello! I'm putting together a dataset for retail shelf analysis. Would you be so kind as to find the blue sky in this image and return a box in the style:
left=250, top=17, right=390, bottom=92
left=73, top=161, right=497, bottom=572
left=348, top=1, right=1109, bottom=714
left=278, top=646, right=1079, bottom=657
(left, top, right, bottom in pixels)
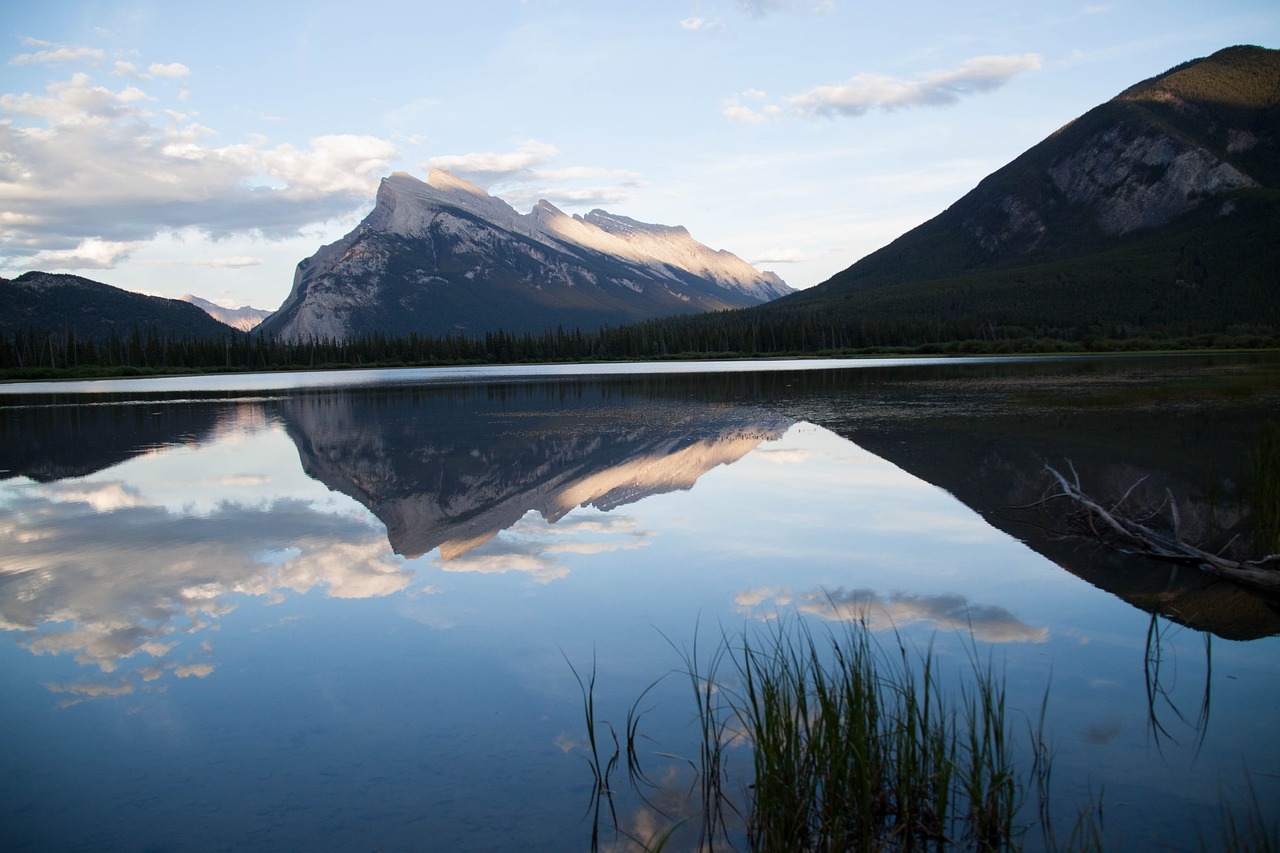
left=1, top=0, right=1276, bottom=310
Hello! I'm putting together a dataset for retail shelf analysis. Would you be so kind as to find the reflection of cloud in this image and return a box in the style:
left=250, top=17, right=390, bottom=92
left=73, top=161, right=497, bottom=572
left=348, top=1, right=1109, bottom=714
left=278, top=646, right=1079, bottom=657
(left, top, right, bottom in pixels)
left=44, top=678, right=135, bottom=708
left=0, top=490, right=408, bottom=686
left=437, top=512, right=651, bottom=584
left=738, top=586, right=1049, bottom=644
left=38, top=481, right=148, bottom=512
left=206, top=474, right=270, bottom=486
left=734, top=587, right=793, bottom=609
left=173, top=663, right=216, bottom=679
left=1083, top=720, right=1123, bottom=745
left=867, top=508, right=1004, bottom=544
left=754, top=448, right=812, bottom=465
left=44, top=679, right=134, bottom=698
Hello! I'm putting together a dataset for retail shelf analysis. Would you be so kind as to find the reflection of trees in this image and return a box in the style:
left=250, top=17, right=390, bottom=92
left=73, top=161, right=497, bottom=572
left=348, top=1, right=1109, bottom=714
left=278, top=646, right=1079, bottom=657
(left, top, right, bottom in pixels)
left=0, top=396, right=265, bottom=482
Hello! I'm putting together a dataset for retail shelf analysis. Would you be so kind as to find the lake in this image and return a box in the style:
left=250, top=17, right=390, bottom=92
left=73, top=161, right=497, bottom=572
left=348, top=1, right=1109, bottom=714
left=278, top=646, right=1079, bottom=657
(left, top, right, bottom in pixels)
left=2, top=354, right=1278, bottom=851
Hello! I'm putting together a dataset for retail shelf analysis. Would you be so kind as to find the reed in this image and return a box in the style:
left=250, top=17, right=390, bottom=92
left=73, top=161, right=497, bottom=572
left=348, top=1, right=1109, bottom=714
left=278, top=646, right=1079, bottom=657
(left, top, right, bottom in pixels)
left=1250, top=421, right=1280, bottom=556
left=717, top=618, right=1029, bottom=851
left=576, top=615, right=1273, bottom=851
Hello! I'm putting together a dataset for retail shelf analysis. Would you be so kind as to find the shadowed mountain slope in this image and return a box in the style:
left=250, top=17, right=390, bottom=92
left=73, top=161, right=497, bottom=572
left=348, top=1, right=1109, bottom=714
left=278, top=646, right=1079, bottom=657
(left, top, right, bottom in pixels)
left=761, top=45, right=1280, bottom=338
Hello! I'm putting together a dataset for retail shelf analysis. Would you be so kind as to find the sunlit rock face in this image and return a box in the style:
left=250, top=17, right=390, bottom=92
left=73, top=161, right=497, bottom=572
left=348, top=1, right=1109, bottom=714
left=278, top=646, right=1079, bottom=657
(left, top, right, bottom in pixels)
left=278, top=386, right=793, bottom=559
left=259, top=170, right=792, bottom=343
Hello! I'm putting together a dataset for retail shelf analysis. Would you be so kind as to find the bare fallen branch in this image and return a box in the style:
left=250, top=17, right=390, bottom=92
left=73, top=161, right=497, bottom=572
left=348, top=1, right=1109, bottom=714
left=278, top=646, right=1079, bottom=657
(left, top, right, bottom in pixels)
left=1043, top=464, right=1280, bottom=593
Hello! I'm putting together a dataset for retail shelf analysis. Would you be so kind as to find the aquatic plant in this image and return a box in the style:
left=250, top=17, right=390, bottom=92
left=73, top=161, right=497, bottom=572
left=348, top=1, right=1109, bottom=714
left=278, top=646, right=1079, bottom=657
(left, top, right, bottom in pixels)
left=1250, top=421, right=1280, bottom=556
left=573, top=615, right=1274, bottom=851
left=576, top=616, right=1062, bottom=851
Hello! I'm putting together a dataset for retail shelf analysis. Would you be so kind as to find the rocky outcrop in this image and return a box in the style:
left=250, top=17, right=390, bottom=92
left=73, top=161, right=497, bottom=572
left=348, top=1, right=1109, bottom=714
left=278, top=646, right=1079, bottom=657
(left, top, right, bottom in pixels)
left=1047, top=128, right=1259, bottom=235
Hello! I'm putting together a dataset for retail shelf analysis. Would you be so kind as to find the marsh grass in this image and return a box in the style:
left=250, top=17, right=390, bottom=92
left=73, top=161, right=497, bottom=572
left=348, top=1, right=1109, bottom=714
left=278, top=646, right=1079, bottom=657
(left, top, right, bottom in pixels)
left=1250, top=421, right=1280, bottom=555
left=1212, top=775, right=1280, bottom=853
left=574, top=615, right=1271, bottom=851
left=575, top=617, right=1057, bottom=851
left=719, top=618, right=1032, bottom=851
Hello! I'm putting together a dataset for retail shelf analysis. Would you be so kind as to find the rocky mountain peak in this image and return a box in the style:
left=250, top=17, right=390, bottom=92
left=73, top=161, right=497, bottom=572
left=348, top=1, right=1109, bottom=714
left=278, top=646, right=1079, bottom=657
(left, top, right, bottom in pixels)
left=257, top=170, right=792, bottom=342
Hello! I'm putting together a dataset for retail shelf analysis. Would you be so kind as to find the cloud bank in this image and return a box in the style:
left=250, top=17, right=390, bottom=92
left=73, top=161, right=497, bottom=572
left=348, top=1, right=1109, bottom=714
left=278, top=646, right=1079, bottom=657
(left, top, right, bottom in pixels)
left=423, top=140, right=641, bottom=210
left=0, top=47, right=397, bottom=272
left=725, top=53, right=1042, bottom=123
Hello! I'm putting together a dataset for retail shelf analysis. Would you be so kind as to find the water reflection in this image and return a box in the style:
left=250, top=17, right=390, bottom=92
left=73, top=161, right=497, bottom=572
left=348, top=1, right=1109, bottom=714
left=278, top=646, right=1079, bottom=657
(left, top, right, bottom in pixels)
left=736, top=586, right=1049, bottom=644
left=279, top=385, right=792, bottom=561
left=0, top=376, right=1064, bottom=710
left=767, top=359, right=1280, bottom=640
left=1, top=359, right=1278, bottom=851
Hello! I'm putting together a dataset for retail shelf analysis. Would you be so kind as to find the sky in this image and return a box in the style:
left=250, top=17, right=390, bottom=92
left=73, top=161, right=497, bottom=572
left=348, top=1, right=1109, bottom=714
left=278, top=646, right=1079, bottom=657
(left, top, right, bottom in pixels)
left=1, top=1, right=1277, bottom=311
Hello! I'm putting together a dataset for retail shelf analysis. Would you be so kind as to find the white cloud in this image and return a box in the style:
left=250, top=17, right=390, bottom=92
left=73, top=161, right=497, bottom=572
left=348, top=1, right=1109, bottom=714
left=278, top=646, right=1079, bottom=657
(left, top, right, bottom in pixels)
left=749, top=248, right=809, bottom=265
left=0, top=65, right=398, bottom=271
left=424, top=139, right=561, bottom=180
left=148, top=62, right=190, bottom=78
left=737, top=0, right=789, bottom=17
left=28, top=238, right=142, bottom=270
left=790, top=53, right=1043, bottom=118
left=196, top=256, right=264, bottom=268
left=722, top=91, right=784, bottom=125
left=680, top=17, right=724, bottom=32
left=424, top=140, right=642, bottom=212
left=10, top=45, right=104, bottom=66
left=734, top=0, right=835, bottom=17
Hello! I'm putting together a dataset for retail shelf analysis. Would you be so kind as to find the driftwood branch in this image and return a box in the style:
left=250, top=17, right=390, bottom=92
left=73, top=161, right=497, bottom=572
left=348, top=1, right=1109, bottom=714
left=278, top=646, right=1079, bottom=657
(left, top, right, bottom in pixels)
left=1042, top=464, right=1280, bottom=593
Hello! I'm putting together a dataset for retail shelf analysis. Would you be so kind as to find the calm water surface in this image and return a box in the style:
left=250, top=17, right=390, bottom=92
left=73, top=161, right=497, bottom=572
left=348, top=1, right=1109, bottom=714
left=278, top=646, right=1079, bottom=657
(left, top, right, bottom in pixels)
left=2, top=354, right=1278, bottom=851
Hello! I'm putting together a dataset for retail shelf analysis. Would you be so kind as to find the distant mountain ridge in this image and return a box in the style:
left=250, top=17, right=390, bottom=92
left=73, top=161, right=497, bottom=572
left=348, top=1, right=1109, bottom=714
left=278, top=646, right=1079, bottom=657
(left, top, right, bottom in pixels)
left=0, top=271, right=238, bottom=342
left=181, top=295, right=272, bottom=332
left=771, top=44, right=1280, bottom=337
left=258, top=170, right=792, bottom=342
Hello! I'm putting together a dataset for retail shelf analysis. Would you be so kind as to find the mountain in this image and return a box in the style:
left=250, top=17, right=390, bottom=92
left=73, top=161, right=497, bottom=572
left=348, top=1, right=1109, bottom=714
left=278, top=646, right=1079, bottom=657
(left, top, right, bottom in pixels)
left=0, top=271, right=240, bottom=341
left=181, top=294, right=272, bottom=332
left=258, top=170, right=792, bottom=342
left=773, top=45, right=1280, bottom=338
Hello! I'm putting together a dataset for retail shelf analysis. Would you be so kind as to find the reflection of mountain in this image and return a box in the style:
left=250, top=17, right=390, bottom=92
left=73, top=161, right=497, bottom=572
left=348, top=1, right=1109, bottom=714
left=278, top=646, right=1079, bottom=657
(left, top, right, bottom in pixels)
left=280, top=384, right=793, bottom=559
left=0, top=396, right=252, bottom=481
left=769, top=358, right=1280, bottom=640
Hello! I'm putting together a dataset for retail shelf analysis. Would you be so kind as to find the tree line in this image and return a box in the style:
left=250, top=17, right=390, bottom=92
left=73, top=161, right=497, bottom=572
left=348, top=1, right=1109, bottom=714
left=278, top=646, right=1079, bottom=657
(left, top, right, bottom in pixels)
left=2, top=311, right=1277, bottom=379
